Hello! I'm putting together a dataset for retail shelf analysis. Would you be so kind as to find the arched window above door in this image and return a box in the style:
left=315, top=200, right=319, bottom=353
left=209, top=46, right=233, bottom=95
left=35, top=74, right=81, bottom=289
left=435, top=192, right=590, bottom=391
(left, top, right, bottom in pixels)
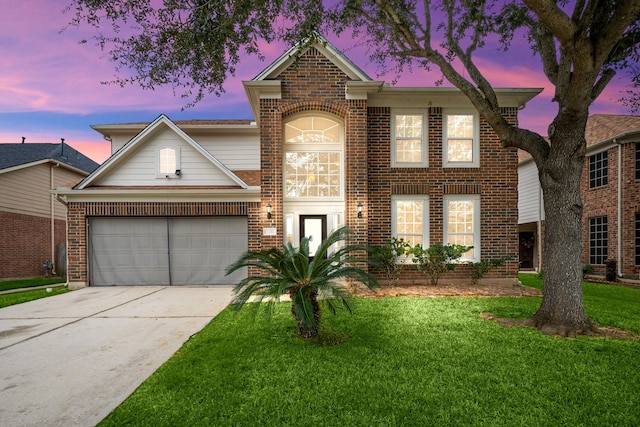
left=283, top=114, right=343, bottom=199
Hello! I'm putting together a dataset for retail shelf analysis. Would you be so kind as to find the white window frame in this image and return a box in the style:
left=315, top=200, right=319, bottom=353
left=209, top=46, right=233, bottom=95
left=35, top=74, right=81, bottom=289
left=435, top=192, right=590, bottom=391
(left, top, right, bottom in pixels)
left=157, top=146, right=180, bottom=178
left=391, top=110, right=428, bottom=168
left=391, top=195, right=429, bottom=249
left=443, top=110, right=480, bottom=168
left=443, top=195, right=480, bottom=262
left=283, top=113, right=344, bottom=201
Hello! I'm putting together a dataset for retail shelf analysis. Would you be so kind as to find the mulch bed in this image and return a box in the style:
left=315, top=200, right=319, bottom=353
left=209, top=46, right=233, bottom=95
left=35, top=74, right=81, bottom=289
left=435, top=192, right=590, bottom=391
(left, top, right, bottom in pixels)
left=357, top=283, right=542, bottom=298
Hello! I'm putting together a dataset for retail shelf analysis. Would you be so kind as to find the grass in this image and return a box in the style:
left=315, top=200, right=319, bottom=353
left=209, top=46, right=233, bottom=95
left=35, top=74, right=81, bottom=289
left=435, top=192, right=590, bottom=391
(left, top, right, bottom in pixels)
left=99, top=276, right=640, bottom=426
left=0, top=277, right=68, bottom=308
left=0, top=287, right=68, bottom=308
left=0, top=277, right=66, bottom=292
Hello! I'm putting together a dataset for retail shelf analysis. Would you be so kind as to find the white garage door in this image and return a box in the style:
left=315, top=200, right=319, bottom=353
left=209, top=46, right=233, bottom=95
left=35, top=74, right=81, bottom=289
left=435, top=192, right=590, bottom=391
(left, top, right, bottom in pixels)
left=89, top=217, right=247, bottom=286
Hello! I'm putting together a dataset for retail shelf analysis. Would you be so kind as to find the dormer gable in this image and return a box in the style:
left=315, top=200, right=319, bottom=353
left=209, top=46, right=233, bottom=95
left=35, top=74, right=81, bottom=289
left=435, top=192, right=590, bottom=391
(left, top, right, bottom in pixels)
left=75, top=115, right=248, bottom=189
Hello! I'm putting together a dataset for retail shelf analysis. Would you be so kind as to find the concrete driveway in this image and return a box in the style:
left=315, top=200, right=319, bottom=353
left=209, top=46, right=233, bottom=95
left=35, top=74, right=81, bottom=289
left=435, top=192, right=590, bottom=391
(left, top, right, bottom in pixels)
left=0, top=286, right=234, bottom=427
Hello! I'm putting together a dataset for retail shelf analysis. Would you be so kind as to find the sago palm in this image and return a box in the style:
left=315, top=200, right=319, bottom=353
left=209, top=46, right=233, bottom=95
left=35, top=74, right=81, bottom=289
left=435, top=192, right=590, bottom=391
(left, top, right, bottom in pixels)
left=225, top=226, right=378, bottom=339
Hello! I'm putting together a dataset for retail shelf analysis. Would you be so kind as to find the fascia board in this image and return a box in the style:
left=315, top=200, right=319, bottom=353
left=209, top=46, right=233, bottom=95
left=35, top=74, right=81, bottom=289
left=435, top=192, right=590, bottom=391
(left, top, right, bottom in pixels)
left=54, top=187, right=261, bottom=203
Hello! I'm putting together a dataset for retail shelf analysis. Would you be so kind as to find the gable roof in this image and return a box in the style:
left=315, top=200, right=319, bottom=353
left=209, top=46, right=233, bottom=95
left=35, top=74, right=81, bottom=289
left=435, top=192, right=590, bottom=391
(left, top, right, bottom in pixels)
left=0, top=142, right=99, bottom=174
left=75, top=114, right=249, bottom=190
left=253, top=34, right=372, bottom=82
left=584, top=114, right=640, bottom=146
left=519, top=114, right=640, bottom=164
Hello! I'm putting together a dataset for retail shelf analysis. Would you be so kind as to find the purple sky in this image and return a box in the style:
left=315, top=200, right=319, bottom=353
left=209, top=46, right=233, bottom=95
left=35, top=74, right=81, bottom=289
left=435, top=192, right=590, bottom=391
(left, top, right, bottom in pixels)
left=0, top=1, right=634, bottom=164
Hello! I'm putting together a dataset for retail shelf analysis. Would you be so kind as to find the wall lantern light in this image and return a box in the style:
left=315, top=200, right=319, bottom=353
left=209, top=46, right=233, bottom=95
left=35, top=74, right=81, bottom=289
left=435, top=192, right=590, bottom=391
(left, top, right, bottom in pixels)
left=357, top=202, right=363, bottom=218
left=266, top=203, right=272, bottom=219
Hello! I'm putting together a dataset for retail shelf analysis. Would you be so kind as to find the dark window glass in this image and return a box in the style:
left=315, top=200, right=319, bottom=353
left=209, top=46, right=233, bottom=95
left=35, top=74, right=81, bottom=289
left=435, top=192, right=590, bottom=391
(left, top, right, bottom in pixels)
left=635, top=213, right=640, bottom=266
left=589, top=151, right=608, bottom=188
left=635, top=143, right=640, bottom=180
left=589, top=216, right=608, bottom=265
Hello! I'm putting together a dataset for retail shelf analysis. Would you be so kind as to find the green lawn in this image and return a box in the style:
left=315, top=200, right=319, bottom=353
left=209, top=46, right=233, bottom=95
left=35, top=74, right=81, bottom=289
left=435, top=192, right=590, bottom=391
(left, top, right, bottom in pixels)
left=0, top=277, right=66, bottom=292
left=99, top=276, right=640, bottom=426
left=0, top=277, right=68, bottom=308
left=0, top=287, right=68, bottom=308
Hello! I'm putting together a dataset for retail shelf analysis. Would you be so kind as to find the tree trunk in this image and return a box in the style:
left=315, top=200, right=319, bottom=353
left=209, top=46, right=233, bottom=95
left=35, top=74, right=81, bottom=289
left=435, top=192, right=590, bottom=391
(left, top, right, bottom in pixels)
left=533, top=120, right=598, bottom=337
left=291, top=290, right=321, bottom=339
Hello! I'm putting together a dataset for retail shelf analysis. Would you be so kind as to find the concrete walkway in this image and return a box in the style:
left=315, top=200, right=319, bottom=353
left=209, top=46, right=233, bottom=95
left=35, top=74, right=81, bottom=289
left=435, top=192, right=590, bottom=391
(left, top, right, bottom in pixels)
left=0, top=286, right=234, bottom=427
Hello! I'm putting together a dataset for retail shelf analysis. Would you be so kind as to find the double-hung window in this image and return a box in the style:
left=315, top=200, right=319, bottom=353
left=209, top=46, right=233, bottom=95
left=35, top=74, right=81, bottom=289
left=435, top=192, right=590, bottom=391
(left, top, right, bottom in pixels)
left=392, top=111, right=427, bottom=167
left=444, top=195, right=480, bottom=261
left=589, top=150, right=608, bottom=188
left=443, top=111, right=479, bottom=168
left=392, top=196, right=429, bottom=248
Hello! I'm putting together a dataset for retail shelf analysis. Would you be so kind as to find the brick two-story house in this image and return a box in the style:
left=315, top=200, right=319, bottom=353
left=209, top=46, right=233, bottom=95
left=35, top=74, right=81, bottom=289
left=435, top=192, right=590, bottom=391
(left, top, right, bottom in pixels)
left=518, top=114, right=640, bottom=278
left=56, top=37, right=540, bottom=289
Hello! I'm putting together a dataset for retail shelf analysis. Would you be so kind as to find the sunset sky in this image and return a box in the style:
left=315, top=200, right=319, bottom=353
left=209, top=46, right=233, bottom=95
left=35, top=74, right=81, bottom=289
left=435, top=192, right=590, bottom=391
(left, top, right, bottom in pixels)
left=0, top=1, right=635, bottom=164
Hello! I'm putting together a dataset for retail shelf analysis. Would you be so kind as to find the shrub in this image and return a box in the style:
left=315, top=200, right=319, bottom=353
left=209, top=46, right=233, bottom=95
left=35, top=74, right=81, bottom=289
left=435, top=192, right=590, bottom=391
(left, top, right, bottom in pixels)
left=468, top=257, right=510, bottom=285
left=369, top=238, right=411, bottom=286
left=605, top=259, right=617, bottom=282
left=582, top=264, right=594, bottom=278
left=409, top=243, right=472, bottom=286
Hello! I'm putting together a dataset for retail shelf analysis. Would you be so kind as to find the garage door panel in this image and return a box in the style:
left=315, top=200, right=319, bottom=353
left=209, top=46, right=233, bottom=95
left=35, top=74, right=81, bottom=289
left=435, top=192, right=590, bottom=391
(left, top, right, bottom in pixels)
left=90, top=217, right=247, bottom=286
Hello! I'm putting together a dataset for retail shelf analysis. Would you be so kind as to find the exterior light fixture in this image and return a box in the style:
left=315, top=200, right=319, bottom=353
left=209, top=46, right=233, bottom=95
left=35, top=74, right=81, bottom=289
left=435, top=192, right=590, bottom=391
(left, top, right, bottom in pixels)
left=266, top=203, right=272, bottom=219
left=357, top=202, right=363, bottom=218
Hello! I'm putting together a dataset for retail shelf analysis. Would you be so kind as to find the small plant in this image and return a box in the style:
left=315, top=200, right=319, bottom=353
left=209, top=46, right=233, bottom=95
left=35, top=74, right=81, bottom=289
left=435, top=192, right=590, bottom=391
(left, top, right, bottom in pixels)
left=468, top=257, right=510, bottom=285
left=582, top=264, right=594, bottom=278
left=409, top=243, right=472, bottom=286
left=605, top=259, right=617, bottom=282
left=369, top=237, right=411, bottom=286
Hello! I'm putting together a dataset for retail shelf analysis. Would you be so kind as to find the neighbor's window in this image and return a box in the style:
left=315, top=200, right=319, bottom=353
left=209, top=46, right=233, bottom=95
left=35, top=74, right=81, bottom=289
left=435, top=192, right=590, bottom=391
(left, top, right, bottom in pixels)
left=635, top=143, right=640, bottom=180
left=158, top=147, right=179, bottom=175
left=443, top=112, right=479, bottom=167
left=284, top=115, right=342, bottom=199
left=589, top=150, right=608, bottom=188
left=392, top=111, right=427, bottom=167
left=589, top=216, right=608, bottom=265
left=392, top=196, right=429, bottom=248
left=444, top=195, right=480, bottom=261
left=635, top=213, right=640, bottom=266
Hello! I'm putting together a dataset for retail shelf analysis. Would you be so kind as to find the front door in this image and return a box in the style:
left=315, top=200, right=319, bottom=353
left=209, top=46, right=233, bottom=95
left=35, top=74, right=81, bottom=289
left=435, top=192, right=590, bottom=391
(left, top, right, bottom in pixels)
left=300, top=215, right=327, bottom=259
left=519, top=231, right=535, bottom=270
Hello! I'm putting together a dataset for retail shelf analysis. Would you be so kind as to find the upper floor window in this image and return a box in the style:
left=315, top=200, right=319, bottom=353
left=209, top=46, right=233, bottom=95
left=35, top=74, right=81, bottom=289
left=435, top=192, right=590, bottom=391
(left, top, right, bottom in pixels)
left=589, top=150, right=608, bottom=188
left=443, top=112, right=479, bottom=168
left=284, top=114, right=343, bottom=199
left=392, top=111, right=427, bottom=167
left=635, top=142, right=639, bottom=180
left=158, top=147, right=180, bottom=177
left=444, top=195, right=480, bottom=261
left=392, top=196, right=429, bottom=248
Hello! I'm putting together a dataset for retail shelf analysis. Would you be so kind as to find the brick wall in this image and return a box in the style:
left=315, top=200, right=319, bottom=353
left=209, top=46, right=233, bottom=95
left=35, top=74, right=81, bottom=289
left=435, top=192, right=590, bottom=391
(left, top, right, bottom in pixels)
left=259, top=47, right=368, bottom=251
left=66, top=201, right=259, bottom=286
left=581, top=142, right=640, bottom=276
left=367, top=107, right=520, bottom=284
left=0, top=211, right=65, bottom=279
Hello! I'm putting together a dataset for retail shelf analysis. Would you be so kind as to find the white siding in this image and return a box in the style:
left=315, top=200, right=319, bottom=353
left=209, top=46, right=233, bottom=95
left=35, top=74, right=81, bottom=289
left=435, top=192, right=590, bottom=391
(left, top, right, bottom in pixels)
left=98, top=128, right=240, bottom=187
left=110, top=129, right=260, bottom=171
left=193, top=132, right=260, bottom=170
left=518, top=161, right=544, bottom=224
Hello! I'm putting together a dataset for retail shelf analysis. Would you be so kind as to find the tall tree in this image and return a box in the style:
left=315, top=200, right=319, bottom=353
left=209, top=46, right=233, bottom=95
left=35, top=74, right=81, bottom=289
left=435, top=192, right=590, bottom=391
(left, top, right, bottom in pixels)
left=66, top=0, right=640, bottom=336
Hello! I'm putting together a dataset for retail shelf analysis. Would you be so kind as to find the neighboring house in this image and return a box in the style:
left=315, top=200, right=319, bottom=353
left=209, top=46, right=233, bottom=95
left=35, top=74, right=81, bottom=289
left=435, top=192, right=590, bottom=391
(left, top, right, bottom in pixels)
left=0, top=141, right=99, bottom=279
left=55, top=37, right=541, bottom=289
left=518, top=114, right=640, bottom=278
